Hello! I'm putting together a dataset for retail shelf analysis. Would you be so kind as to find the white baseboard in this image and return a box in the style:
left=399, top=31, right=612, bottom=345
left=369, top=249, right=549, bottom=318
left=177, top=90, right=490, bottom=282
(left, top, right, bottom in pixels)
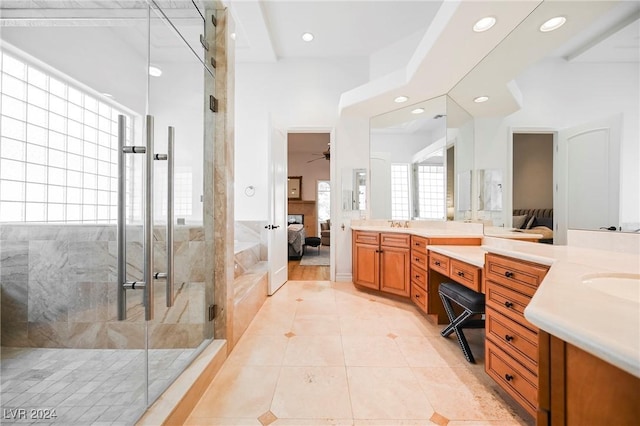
left=335, top=273, right=353, bottom=282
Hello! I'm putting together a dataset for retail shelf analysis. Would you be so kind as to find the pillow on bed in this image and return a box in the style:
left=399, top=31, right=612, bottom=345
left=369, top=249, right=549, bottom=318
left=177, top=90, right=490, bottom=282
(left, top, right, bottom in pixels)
left=534, top=216, right=553, bottom=229
left=513, top=215, right=527, bottom=229
left=524, top=216, right=536, bottom=229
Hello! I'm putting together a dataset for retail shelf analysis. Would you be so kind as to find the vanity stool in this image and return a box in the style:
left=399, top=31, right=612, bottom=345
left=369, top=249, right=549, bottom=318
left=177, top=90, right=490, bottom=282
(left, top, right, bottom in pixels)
left=438, top=282, right=485, bottom=363
left=304, top=237, right=321, bottom=255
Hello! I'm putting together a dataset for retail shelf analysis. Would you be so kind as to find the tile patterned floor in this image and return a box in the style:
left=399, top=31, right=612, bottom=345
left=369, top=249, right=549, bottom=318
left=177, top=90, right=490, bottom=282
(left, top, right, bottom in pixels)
left=186, top=281, right=533, bottom=426
left=0, top=347, right=195, bottom=425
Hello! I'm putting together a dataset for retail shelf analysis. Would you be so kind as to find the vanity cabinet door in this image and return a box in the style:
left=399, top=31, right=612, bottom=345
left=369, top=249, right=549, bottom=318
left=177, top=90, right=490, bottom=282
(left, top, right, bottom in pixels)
left=379, top=245, right=410, bottom=297
left=353, top=241, right=379, bottom=290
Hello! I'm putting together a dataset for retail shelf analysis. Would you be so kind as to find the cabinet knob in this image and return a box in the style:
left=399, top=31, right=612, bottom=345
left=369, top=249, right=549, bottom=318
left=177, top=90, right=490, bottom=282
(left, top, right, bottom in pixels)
left=505, top=334, right=514, bottom=342
left=415, top=294, right=420, bottom=299
left=505, top=271, right=514, bottom=278
left=505, top=374, right=514, bottom=382
left=504, top=301, right=514, bottom=308
left=415, top=258, right=420, bottom=262
left=435, top=261, right=441, bottom=266
left=457, top=271, right=464, bottom=277
left=415, top=275, right=420, bottom=279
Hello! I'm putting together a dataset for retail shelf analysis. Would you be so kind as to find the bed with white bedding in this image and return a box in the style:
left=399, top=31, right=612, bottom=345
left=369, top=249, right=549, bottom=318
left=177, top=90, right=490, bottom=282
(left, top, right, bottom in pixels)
left=288, top=223, right=306, bottom=259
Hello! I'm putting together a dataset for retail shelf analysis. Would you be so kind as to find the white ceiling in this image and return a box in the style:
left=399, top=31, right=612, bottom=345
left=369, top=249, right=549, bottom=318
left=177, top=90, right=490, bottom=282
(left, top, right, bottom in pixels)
left=227, top=0, right=442, bottom=62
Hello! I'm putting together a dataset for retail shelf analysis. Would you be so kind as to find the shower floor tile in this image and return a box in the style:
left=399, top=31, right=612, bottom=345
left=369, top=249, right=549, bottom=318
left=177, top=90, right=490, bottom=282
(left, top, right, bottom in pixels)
left=0, top=347, right=195, bottom=425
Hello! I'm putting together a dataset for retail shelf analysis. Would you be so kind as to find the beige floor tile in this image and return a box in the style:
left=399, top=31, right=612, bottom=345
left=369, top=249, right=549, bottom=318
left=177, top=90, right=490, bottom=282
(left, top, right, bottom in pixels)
left=283, top=335, right=345, bottom=366
left=353, top=420, right=437, bottom=425
left=226, top=333, right=289, bottom=366
left=347, top=366, right=434, bottom=420
left=273, top=419, right=354, bottom=425
left=291, top=314, right=342, bottom=335
left=189, top=364, right=280, bottom=419
left=385, top=314, right=431, bottom=337
left=271, top=366, right=352, bottom=419
left=339, top=316, right=391, bottom=336
left=447, top=422, right=527, bottom=426
left=244, top=309, right=296, bottom=336
left=412, top=367, right=518, bottom=421
left=184, top=417, right=262, bottom=425
left=395, top=336, right=453, bottom=367
left=295, top=298, right=339, bottom=315
left=342, top=335, right=407, bottom=367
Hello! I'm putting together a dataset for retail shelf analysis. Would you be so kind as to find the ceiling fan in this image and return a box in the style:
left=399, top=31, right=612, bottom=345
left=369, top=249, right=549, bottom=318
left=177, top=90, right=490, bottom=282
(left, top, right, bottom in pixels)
left=307, top=143, right=330, bottom=163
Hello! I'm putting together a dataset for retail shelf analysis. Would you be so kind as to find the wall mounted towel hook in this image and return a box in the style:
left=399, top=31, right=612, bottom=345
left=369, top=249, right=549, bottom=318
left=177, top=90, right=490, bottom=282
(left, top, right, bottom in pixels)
left=244, top=185, right=255, bottom=197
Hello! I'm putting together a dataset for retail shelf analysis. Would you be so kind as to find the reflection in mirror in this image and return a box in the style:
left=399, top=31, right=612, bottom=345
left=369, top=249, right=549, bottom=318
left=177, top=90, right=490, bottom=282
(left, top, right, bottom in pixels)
left=448, top=1, right=639, bottom=240
left=369, top=95, right=448, bottom=220
left=353, top=169, right=367, bottom=211
left=457, top=171, right=472, bottom=213
left=446, top=96, right=474, bottom=220
left=478, top=169, right=503, bottom=212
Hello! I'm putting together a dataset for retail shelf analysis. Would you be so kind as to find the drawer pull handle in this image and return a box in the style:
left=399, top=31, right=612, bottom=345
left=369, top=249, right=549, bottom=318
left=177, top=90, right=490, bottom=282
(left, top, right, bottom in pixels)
left=415, top=258, right=420, bottom=262
left=505, top=374, right=514, bottom=382
left=415, top=275, right=420, bottom=279
left=457, top=271, right=464, bottom=277
left=415, top=294, right=420, bottom=299
left=504, top=301, right=514, bottom=308
left=505, top=271, right=514, bottom=278
left=505, top=334, right=514, bottom=342
left=435, top=261, right=441, bottom=266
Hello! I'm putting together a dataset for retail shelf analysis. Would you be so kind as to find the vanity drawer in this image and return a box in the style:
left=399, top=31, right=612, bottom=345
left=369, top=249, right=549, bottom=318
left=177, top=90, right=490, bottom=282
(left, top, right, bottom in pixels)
left=450, top=259, right=481, bottom=292
left=411, top=235, right=429, bottom=254
left=411, top=282, right=428, bottom=312
left=411, top=250, right=428, bottom=269
left=429, top=251, right=450, bottom=276
left=486, top=339, right=537, bottom=417
left=486, top=280, right=537, bottom=331
left=354, top=231, right=379, bottom=245
left=411, top=264, right=427, bottom=289
left=486, top=306, right=538, bottom=373
left=381, top=232, right=410, bottom=248
left=485, top=253, right=548, bottom=297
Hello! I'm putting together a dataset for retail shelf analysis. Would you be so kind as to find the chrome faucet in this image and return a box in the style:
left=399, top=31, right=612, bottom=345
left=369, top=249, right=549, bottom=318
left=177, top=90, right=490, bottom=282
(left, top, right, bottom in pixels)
left=403, top=221, right=409, bottom=228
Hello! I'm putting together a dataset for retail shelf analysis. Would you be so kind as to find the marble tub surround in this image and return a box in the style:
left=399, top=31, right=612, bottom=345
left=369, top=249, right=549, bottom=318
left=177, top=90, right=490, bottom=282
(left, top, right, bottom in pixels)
left=235, top=220, right=269, bottom=261
left=480, top=235, right=640, bottom=378
left=0, top=224, right=207, bottom=349
left=234, top=241, right=262, bottom=279
left=350, top=219, right=484, bottom=237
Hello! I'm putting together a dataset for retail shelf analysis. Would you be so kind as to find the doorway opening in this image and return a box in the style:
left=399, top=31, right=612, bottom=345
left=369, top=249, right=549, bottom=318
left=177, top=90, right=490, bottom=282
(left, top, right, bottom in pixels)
left=511, top=132, right=555, bottom=243
left=286, top=132, right=330, bottom=280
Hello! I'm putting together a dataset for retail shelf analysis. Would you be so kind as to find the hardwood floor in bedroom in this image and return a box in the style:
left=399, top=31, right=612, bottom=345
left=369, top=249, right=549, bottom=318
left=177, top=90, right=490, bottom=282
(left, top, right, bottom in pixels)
left=288, top=258, right=329, bottom=280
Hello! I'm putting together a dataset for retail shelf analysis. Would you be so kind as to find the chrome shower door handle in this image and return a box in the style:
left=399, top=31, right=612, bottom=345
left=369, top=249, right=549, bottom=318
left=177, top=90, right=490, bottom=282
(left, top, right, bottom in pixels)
left=143, top=115, right=155, bottom=321
left=117, top=115, right=148, bottom=320
left=166, top=126, right=175, bottom=307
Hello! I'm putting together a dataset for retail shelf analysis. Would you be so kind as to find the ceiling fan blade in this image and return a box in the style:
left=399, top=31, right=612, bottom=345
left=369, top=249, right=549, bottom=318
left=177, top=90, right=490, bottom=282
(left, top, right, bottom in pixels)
left=307, top=157, right=323, bottom=163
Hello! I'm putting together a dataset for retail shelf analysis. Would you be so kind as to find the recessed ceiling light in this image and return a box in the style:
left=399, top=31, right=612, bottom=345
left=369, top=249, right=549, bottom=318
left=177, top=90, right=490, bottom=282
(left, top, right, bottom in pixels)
left=101, top=93, right=113, bottom=98
left=394, top=96, right=409, bottom=103
left=474, top=96, right=489, bottom=103
left=148, top=66, right=162, bottom=77
left=473, top=16, right=496, bottom=32
left=302, top=32, right=314, bottom=42
left=411, top=108, right=425, bottom=114
left=230, top=32, right=236, bottom=40
left=540, top=16, right=566, bottom=32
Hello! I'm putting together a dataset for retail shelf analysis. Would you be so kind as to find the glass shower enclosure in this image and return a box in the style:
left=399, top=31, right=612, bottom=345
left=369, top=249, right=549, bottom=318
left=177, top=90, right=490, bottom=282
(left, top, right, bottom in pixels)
left=0, top=1, right=213, bottom=424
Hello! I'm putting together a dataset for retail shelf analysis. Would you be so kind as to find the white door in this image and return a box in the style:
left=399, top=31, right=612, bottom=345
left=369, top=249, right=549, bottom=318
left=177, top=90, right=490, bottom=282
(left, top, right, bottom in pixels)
left=557, top=114, right=621, bottom=243
left=268, top=125, right=288, bottom=294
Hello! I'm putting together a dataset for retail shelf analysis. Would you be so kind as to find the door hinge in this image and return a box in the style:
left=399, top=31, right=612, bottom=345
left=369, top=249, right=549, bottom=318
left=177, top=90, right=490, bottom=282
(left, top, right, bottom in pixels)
left=209, top=95, right=218, bottom=113
left=208, top=304, right=218, bottom=321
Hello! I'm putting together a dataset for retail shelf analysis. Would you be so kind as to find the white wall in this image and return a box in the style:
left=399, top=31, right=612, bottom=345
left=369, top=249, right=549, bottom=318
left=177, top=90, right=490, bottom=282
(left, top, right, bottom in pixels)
left=235, top=58, right=369, bottom=221
left=370, top=130, right=438, bottom=163
left=287, top=152, right=329, bottom=201
left=473, top=57, right=639, bottom=233
left=368, top=30, right=423, bottom=81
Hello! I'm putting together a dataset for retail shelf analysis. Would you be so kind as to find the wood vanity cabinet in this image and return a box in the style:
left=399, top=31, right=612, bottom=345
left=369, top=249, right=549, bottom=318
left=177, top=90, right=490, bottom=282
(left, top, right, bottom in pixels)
left=537, top=332, right=640, bottom=426
left=353, top=231, right=410, bottom=297
left=484, top=253, right=549, bottom=419
left=410, top=235, right=429, bottom=311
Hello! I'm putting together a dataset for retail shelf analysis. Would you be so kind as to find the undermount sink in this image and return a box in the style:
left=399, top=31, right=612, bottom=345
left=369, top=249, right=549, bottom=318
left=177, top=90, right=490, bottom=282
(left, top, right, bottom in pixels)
left=582, top=273, right=640, bottom=303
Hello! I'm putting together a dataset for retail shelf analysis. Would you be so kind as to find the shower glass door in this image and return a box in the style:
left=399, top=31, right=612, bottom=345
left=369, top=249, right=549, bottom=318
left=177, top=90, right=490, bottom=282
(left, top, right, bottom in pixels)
left=0, top=1, right=211, bottom=423
left=145, top=1, right=210, bottom=402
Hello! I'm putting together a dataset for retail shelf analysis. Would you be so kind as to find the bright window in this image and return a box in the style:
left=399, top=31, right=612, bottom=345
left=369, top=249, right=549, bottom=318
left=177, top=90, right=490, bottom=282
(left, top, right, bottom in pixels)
left=0, top=51, right=133, bottom=223
left=317, top=180, right=330, bottom=232
left=391, top=164, right=410, bottom=220
left=416, top=164, right=445, bottom=219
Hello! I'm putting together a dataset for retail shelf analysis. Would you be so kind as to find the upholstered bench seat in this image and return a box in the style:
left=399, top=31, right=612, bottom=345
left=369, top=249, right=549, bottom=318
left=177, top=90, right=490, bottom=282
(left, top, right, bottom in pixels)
left=304, top=237, right=321, bottom=255
left=439, top=282, right=486, bottom=363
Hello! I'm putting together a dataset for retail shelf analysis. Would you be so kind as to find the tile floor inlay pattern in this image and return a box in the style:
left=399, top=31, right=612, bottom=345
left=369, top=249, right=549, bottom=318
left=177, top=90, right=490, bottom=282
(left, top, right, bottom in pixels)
left=0, top=347, right=194, bottom=425
left=186, top=281, right=531, bottom=426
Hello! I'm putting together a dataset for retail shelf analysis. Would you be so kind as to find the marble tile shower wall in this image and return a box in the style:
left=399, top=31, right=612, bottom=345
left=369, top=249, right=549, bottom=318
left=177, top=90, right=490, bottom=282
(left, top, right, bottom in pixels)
left=0, top=224, right=207, bottom=350
left=235, top=221, right=268, bottom=260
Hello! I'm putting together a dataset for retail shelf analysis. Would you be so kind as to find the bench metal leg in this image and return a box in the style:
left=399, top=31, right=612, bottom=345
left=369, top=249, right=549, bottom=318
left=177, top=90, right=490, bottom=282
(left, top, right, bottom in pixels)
left=439, top=292, right=478, bottom=364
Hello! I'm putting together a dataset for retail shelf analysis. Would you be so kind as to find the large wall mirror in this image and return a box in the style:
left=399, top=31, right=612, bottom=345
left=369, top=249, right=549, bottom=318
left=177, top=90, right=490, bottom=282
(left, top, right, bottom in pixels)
left=447, top=1, right=639, bottom=242
left=368, top=95, right=475, bottom=221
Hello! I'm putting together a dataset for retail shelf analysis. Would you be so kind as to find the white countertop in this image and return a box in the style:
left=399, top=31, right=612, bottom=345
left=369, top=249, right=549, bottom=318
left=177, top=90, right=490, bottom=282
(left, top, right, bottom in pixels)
left=482, top=237, right=640, bottom=378
left=484, top=226, right=544, bottom=240
left=426, top=245, right=486, bottom=268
